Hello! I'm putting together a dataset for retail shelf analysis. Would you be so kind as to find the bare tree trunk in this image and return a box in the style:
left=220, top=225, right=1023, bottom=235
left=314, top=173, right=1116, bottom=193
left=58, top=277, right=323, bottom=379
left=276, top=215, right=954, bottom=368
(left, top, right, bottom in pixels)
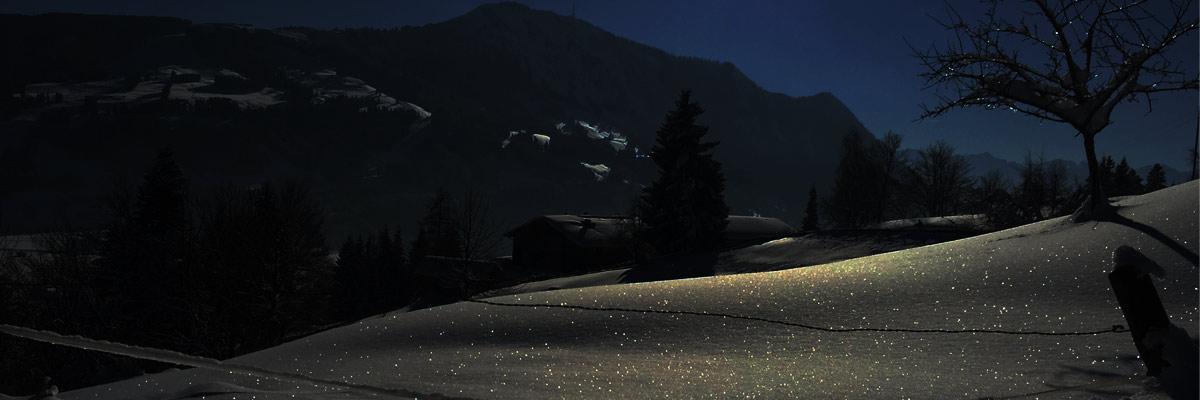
left=1075, top=131, right=1116, bottom=222
left=1192, top=113, right=1198, bottom=181
left=1082, top=132, right=1105, bottom=203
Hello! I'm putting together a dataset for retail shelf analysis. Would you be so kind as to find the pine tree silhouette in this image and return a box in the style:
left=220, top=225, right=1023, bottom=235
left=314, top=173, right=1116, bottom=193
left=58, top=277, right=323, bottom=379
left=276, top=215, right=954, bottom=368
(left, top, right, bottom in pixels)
left=1144, top=164, right=1167, bottom=193
left=1111, top=157, right=1144, bottom=196
left=640, top=90, right=729, bottom=254
left=96, top=147, right=195, bottom=351
left=410, top=188, right=461, bottom=264
left=803, top=185, right=819, bottom=231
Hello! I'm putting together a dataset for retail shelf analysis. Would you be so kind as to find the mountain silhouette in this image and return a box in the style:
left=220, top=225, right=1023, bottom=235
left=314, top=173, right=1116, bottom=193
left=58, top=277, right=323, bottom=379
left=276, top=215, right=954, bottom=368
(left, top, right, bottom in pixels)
left=1, top=4, right=868, bottom=239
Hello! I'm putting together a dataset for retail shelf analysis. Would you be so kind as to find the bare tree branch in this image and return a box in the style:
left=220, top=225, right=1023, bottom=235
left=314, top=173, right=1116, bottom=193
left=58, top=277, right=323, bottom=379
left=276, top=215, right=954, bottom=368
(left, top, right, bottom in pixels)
left=913, top=0, right=1197, bottom=215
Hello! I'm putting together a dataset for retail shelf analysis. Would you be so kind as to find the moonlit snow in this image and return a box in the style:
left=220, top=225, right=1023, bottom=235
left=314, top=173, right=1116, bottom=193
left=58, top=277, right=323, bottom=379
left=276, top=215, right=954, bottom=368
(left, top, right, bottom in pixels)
left=580, top=163, right=611, bottom=181
left=54, top=182, right=1200, bottom=399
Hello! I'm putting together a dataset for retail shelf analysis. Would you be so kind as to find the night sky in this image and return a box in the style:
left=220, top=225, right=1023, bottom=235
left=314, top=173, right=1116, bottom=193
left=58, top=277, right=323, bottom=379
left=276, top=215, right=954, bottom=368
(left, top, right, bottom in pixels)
left=5, top=0, right=1197, bottom=170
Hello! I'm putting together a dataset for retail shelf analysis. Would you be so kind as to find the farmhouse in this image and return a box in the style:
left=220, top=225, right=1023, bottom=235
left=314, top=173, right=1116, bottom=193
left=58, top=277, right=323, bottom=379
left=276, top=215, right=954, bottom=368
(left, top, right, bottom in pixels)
left=504, top=215, right=797, bottom=270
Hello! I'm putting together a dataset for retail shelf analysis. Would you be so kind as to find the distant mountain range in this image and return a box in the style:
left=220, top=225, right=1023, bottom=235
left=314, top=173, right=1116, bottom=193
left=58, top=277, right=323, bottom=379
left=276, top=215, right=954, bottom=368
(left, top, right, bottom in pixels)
left=0, top=3, right=867, bottom=239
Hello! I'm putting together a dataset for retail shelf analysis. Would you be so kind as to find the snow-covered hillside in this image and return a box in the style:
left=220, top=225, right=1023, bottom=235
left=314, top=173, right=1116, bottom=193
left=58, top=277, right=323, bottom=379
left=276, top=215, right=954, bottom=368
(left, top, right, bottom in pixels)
left=17, top=66, right=429, bottom=118
left=42, top=181, right=1200, bottom=399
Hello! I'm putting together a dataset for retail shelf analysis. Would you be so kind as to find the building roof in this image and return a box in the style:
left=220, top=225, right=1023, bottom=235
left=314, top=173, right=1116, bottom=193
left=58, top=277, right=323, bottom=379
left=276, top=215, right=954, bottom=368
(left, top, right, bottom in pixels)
left=505, top=215, right=797, bottom=248
left=724, top=216, right=799, bottom=243
left=504, top=215, right=632, bottom=248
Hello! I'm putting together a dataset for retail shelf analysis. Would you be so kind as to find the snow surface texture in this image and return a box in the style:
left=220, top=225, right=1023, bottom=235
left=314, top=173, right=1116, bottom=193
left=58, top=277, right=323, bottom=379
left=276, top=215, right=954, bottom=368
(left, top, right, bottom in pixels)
left=478, top=230, right=980, bottom=299
left=54, top=182, right=1200, bottom=399
left=867, top=214, right=988, bottom=231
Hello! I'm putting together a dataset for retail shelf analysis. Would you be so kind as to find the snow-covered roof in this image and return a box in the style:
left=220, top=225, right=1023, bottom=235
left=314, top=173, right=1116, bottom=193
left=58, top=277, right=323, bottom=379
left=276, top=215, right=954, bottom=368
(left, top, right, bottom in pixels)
left=725, top=215, right=798, bottom=243
left=215, top=69, right=246, bottom=80
left=503, top=215, right=796, bottom=249
left=504, top=215, right=632, bottom=248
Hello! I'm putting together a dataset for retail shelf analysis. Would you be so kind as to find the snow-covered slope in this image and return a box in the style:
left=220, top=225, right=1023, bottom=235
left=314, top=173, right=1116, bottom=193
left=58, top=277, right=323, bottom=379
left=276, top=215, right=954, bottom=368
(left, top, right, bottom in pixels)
left=58, top=182, right=1199, bottom=399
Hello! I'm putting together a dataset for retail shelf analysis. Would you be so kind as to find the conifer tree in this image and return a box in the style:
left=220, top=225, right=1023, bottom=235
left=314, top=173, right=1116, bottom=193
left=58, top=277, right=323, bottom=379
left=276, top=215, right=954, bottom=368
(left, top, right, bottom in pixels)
left=1085, top=156, right=1118, bottom=199
left=387, top=230, right=410, bottom=305
left=374, top=225, right=393, bottom=302
left=1144, top=163, right=1167, bottom=193
left=96, top=147, right=195, bottom=351
left=640, top=90, right=729, bottom=254
left=410, top=188, right=460, bottom=264
left=1111, top=158, right=1144, bottom=196
left=136, top=148, right=191, bottom=238
left=802, top=185, right=819, bottom=231
left=336, top=235, right=364, bottom=316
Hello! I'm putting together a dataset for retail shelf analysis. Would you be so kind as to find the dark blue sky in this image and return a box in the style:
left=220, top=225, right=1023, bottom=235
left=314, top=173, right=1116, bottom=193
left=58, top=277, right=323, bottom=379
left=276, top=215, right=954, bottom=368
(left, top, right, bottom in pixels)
left=6, top=0, right=1197, bottom=170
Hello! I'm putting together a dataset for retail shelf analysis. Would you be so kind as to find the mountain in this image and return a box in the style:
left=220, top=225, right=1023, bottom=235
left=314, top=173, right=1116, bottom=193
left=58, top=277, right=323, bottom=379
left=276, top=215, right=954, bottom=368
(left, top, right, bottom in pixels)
left=0, top=4, right=868, bottom=240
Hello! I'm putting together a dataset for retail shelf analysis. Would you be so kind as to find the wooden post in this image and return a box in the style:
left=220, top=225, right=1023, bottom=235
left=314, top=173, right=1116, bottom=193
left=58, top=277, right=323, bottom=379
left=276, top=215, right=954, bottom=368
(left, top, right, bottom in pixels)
left=1108, top=263, right=1172, bottom=376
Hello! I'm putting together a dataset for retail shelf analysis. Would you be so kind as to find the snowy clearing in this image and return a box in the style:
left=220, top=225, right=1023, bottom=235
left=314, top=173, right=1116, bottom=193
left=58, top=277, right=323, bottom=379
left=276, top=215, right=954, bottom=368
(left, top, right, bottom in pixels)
left=40, top=181, right=1200, bottom=399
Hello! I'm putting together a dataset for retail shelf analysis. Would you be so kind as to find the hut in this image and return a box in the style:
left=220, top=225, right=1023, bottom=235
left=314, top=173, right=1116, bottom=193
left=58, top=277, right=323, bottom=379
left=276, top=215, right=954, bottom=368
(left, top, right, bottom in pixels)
left=504, top=215, right=634, bottom=271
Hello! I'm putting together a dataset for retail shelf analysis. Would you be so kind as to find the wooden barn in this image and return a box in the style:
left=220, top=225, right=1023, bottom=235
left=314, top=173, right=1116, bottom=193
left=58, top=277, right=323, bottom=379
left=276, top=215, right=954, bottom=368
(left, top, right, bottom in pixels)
left=504, top=215, right=798, bottom=270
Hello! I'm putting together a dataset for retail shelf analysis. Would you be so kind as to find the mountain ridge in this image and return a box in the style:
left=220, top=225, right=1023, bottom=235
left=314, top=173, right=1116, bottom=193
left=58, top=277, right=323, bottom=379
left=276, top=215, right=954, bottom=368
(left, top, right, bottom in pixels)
left=1, top=6, right=868, bottom=239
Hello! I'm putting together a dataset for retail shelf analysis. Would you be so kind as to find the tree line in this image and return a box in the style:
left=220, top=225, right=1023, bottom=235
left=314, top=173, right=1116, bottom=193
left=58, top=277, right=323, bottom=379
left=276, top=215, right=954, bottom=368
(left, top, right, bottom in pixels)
left=0, top=90, right=727, bottom=396
left=819, top=130, right=1174, bottom=230
left=0, top=147, right=502, bottom=395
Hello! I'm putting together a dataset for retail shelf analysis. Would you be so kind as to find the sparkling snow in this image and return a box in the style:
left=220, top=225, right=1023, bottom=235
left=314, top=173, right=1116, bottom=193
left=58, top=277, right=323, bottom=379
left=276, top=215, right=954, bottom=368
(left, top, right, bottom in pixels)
left=56, top=182, right=1199, bottom=399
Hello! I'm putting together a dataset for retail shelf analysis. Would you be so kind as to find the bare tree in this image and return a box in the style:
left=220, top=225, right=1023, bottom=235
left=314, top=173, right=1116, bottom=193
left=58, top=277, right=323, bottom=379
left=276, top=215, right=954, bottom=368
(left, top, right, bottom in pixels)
left=450, top=191, right=504, bottom=299
left=1016, top=152, right=1048, bottom=220
left=1191, top=117, right=1199, bottom=180
left=455, top=191, right=502, bottom=264
left=1044, top=159, right=1072, bottom=215
left=872, top=131, right=907, bottom=223
left=912, top=0, right=1198, bottom=218
left=903, top=140, right=974, bottom=218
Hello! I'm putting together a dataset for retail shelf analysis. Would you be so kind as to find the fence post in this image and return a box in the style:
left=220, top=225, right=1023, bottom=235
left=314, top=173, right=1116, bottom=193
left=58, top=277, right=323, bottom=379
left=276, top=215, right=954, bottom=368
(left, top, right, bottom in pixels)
left=1107, top=258, right=1172, bottom=376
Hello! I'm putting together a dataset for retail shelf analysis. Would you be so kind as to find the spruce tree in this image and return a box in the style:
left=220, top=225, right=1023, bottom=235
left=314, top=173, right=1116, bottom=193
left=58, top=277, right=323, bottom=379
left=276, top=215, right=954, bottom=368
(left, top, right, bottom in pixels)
left=374, top=225, right=393, bottom=303
left=1144, top=163, right=1167, bottom=193
left=1111, top=157, right=1144, bottom=196
left=410, top=188, right=460, bottom=264
left=803, top=185, right=819, bottom=231
left=387, top=230, right=410, bottom=305
left=95, top=147, right=195, bottom=352
left=1098, top=156, right=1117, bottom=193
left=136, top=148, right=191, bottom=238
left=640, top=90, right=729, bottom=254
left=336, top=235, right=364, bottom=316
